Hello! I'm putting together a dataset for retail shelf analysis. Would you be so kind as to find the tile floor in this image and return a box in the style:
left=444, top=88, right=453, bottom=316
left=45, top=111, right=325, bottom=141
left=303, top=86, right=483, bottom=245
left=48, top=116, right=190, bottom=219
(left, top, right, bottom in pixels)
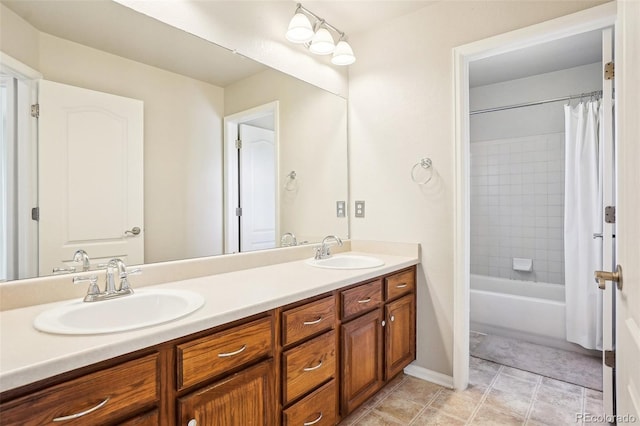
left=338, top=356, right=606, bottom=425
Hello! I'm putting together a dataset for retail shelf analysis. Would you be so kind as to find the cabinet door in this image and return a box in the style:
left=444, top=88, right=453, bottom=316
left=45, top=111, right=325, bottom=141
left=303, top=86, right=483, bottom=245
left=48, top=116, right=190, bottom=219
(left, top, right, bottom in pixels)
left=177, top=360, right=274, bottom=426
left=341, top=309, right=384, bottom=415
left=385, top=294, right=416, bottom=380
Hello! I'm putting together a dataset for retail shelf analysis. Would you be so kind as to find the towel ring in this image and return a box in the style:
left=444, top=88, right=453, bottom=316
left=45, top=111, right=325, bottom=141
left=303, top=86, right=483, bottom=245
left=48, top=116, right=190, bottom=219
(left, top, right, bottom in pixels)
left=285, top=170, right=297, bottom=191
left=411, top=158, right=433, bottom=185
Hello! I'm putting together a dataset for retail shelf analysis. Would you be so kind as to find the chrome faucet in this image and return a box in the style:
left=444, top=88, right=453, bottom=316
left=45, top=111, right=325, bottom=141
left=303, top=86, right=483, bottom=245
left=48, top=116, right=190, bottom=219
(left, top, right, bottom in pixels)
left=315, top=235, right=343, bottom=260
left=281, top=232, right=298, bottom=247
left=73, top=258, right=140, bottom=302
left=73, top=249, right=91, bottom=272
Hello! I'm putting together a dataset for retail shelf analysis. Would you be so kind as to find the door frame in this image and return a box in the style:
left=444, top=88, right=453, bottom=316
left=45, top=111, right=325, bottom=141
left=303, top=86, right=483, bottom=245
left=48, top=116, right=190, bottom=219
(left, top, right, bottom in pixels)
left=223, top=101, right=279, bottom=254
left=452, top=2, right=617, bottom=391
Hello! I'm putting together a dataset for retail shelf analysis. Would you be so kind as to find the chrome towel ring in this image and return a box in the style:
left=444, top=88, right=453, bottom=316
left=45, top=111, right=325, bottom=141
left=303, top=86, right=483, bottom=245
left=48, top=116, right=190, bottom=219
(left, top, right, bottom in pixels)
left=411, top=158, right=433, bottom=184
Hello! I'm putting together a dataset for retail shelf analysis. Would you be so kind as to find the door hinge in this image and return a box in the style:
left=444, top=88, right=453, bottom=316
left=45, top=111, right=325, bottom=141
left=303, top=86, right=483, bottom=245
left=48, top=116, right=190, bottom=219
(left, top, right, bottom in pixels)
left=235, top=139, right=242, bottom=149
left=604, top=62, right=615, bottom=80
left=235, top=207, right=242, bottom=217
left=31, top=207, right=39, bottom=221
left=605, top=206, right=616, bottom=224
left=604, top=350, right=615, bottom=368
left=30, top=103, right=40, bottom=118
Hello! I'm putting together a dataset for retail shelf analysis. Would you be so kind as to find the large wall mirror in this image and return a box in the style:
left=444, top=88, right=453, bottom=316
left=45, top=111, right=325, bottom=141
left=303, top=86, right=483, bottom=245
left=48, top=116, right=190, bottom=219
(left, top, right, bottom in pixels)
left=0, top=0, right=349, bottom=281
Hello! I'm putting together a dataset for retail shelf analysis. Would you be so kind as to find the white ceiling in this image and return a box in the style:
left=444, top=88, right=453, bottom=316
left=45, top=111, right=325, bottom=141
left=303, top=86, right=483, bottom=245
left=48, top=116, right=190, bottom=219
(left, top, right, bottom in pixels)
left=469, top=29, right=603, bottom=87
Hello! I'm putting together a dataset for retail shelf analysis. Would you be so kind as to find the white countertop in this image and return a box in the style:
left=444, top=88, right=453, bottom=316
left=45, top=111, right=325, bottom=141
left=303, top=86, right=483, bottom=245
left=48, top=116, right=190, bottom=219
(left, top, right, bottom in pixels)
left=0, top=251, right=418, bottom=393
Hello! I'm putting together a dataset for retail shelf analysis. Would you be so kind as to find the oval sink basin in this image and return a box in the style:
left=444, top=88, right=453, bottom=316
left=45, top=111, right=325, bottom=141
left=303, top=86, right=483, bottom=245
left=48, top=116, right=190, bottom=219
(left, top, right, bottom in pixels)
left=33, top=289, right=204, bottom=335
left=306, top=254, right=385, bottom=270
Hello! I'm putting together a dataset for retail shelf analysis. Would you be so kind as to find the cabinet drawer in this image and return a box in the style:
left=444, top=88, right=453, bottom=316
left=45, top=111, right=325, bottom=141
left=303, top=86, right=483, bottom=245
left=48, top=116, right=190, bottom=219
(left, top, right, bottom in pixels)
left=0, top=354, right=158, bottom=426
left=282, top=379, right=336, bottom=426
left=282, top=330, right=336, bottom=405
left=282, top=296, right=335, bottom=346
left=385, top=268, right=415, bottom=300
left=341, top=279, right=383, bottom=319
left=177, top=316, right=273, bottom=390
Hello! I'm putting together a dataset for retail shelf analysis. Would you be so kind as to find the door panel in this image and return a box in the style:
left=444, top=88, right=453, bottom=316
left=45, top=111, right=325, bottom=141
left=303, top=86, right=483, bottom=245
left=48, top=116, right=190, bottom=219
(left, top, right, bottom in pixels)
left=615, top=1, right=640, bottom=421
left=239, top=123, right=276, bottom=252
left=38, top=80, right=143, bottom=274
left=385, top=294, right=416, bottom=380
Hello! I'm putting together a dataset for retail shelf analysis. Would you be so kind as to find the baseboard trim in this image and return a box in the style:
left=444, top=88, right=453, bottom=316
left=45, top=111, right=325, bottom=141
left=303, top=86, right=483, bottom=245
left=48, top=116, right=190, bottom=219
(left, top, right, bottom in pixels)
left=404, top=363, right=454, bottom=389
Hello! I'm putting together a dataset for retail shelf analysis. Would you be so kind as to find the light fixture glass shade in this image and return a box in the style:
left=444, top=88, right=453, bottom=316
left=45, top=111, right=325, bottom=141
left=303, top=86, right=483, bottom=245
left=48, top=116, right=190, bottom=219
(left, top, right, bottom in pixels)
left=286, top=12, right=314, bottom=43
left=331, top=40, right=356, bottom=65
left=309, top=27, right=335, bottom=55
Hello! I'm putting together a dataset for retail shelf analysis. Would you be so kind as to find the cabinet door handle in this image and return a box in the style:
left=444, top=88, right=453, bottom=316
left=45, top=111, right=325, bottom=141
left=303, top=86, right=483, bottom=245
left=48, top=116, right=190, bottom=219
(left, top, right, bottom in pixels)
left=218, top=344, right=247, bottom=358
left=357, top=297, right=372, bottom=304
left=52, top=397, right=110, bottom=422
left=390, top=315, right=395, bottom=322
left=304, top=412, right=323, bottom=426
left=187, top=420, right=197, bottom=426
left=303, top=360, right=323, bottom=372
left=303, top=317, right=323, bottom=326
left=396, top=283, right=408, bottom=288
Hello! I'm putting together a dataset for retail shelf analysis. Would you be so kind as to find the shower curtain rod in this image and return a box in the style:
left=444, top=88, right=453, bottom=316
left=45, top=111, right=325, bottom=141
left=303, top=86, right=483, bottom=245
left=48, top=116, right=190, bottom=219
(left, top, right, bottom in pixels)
left=469, top=89, right=603, bottom=115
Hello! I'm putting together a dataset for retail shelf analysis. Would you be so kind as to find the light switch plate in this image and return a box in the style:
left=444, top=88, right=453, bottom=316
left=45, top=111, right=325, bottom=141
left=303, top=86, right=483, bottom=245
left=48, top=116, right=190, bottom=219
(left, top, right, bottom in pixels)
left=355, top=200, right=365, bottom=218
left=336, top=201, right=346, bottom=218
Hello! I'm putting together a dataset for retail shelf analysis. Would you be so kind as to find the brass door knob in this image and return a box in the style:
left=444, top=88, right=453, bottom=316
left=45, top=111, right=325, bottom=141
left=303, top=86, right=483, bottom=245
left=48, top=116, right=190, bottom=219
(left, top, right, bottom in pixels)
left=594, top=265, right=623, bottom=290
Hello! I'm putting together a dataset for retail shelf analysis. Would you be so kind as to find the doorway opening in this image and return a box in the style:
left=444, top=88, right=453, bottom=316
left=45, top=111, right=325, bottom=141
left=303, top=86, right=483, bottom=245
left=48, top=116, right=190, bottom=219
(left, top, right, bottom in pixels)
left=453, top=2, right=617, bottom=420
left=223, top=102, right=279, bottom=254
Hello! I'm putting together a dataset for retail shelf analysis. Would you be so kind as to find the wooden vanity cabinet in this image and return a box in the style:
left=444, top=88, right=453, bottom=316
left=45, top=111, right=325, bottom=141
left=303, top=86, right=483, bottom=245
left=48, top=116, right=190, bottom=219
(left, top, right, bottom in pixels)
left=279, top=295, right=339, bottom=426
left=0, top=353, right=160, bottom=426
left=340, top=267, right=416, bottom=417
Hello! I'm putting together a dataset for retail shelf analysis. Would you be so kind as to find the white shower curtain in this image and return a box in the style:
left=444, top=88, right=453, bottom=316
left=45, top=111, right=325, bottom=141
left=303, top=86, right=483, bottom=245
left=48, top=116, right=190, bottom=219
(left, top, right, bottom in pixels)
left=564, top=100, right=603, bottom=351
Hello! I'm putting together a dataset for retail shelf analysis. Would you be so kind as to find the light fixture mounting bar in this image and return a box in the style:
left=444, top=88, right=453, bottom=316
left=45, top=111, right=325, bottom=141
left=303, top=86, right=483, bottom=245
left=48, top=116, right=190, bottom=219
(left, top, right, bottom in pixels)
left=296, top=3, right=345, bottom=38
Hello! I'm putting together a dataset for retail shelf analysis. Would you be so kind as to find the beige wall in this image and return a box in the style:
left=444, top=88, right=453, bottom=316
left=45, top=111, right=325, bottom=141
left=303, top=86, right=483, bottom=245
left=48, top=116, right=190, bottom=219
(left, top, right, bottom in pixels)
left=225, top=68, right=349, bottom=244
left=348, top=0, right=608, bottom=376
left=0, top=4, right=39, bottom=70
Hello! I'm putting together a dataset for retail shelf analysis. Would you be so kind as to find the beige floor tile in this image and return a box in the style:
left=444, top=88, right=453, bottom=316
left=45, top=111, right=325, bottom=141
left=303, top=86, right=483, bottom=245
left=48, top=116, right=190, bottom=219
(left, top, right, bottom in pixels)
left=372, top=392, right=425, bottom=424
left=339, top=405, right=371, bottom=425
left=470, top=403, right=524, bottom=425
left=411, top=407, right=466, bottom=425
left=459, top=382, right=489, bottom=402
left=391, top=376, right=443, bottom=405
left=529, top=399, right=582, bottom=425
left=539, top=376, right=583, bottom=394
left=535, top=383, right=583, bottom=411
left=500, top=366, right=540, bottom=383
left=429, top=389, right=480, bottom=422
left=493, top=374, right=537, bottom=399
left=470, top=356, right=501, bottom=374
left=585, top=388, right=603, bottom=400
left=351, top=410, right=405, bottom=426
left=484, top=387, right=532, bottom=419
left=584, top=395, right=604, bottom=416
left=469, top=368, right=499, bottom=387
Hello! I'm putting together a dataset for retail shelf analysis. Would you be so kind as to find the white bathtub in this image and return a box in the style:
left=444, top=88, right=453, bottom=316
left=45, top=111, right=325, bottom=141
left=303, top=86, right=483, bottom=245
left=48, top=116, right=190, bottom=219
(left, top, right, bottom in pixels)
left=469, top=274, right=590, bottom=353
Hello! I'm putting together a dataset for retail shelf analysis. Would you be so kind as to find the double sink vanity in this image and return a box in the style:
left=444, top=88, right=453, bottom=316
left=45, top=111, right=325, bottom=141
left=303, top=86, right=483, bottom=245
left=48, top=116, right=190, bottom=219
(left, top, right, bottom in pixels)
left=0, top=241, right=419, bottom=425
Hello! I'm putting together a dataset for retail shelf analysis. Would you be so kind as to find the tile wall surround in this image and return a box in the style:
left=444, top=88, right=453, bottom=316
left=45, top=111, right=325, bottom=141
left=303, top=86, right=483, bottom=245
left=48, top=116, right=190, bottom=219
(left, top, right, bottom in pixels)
left=470, top=133, right=565, bottom=285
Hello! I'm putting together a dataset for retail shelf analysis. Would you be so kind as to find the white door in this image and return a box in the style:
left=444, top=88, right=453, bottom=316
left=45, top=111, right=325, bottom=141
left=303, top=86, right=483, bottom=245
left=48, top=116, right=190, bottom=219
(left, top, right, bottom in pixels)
left=38, top=80, right=143, bottom=274
left=600, top=27, right=615, bottom=418
left=239, top=123, right=276, bottom=252
left=613, top=1, right=640, bottom=421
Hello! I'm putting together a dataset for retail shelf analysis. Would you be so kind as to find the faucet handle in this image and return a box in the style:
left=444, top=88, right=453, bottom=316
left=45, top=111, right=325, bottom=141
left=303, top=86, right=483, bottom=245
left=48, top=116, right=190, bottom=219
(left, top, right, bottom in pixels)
left=73, top=274, right=100, bottom=299
left=127, top=267, right=142, bottom=276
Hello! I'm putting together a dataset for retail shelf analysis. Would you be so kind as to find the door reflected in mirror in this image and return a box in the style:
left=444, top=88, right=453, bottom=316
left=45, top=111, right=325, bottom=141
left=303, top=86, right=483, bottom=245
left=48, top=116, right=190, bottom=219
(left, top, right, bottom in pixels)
left=0, top=0, right=348, bottom=281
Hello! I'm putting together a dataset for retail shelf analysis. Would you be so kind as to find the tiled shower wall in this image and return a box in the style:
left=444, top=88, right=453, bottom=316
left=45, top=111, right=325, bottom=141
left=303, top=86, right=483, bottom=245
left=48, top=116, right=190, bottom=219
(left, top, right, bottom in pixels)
left=470, top=133, right=565, bottom=284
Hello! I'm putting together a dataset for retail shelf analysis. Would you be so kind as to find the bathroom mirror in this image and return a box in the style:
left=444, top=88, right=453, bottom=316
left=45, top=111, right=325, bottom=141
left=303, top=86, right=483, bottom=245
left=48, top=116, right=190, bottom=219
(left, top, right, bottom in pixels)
left=0, top=0, right=348, bottom=281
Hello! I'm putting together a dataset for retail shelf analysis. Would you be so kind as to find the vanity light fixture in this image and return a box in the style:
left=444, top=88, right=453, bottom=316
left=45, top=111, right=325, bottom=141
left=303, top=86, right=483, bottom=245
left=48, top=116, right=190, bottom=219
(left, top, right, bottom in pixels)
left=285, top=3, right=356, bottom=66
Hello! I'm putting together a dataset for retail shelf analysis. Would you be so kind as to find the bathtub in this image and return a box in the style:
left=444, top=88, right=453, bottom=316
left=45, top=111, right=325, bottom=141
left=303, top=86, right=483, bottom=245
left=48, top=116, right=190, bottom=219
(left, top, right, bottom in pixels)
left=470, top=274, right=591, bottom=353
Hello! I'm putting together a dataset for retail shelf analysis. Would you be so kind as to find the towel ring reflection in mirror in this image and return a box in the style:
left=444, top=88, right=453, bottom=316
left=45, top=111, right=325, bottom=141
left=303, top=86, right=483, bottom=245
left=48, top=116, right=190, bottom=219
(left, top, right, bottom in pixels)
left=411, top=158, right=433, bottom=184
left=285, top=170, right=298, bottom=191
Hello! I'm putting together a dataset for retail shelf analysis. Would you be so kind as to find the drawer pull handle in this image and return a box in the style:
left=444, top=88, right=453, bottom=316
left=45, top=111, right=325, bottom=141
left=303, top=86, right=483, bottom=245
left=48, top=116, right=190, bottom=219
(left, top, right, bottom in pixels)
left=303, top=317, right=323, bottom=326
left=396, top=283, right=408, bottom=288
left=304, top=412, right=323, bottom=426
left=218, top=344, right=247, bottom=358
left=303, top=360, right=323, bottom=372
left=357, top=297, right=372, bottom=304
left=52, top=397, right=110, bottom=422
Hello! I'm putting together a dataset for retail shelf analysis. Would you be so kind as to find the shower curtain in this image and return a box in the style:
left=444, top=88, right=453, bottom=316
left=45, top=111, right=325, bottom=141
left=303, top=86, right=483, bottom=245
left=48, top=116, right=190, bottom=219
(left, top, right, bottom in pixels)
left=564, top=100, right=603, bottom=350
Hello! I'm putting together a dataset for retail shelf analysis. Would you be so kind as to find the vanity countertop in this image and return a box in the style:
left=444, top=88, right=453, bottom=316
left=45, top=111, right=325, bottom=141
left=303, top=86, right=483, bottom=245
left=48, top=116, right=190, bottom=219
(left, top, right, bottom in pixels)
left=0, top=250, right=418, bottom=393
